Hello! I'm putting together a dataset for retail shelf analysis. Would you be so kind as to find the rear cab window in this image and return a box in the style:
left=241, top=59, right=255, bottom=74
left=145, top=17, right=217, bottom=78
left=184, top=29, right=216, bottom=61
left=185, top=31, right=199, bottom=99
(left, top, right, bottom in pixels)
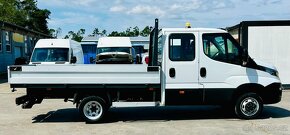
left=169, top=33, right=195, bottom=61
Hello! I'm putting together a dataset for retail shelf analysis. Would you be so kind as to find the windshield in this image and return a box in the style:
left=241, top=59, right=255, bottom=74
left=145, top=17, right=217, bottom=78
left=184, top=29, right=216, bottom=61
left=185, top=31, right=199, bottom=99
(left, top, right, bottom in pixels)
left=31, top=48, right=69, bottom=62
left=97, top=47, right=131, bottom=54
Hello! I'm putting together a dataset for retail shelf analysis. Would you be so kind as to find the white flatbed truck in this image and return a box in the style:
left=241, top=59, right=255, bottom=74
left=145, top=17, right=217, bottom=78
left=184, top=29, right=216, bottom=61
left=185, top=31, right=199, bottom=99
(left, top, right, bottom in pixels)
left=8, top=19, right=282, bottom=123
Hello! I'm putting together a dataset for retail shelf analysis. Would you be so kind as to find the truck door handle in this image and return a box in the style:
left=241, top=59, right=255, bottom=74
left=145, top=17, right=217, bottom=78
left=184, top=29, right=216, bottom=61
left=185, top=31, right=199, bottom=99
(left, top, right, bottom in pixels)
left=169, top=68, right=175, bottom=78
left=200, top=67, right=206, bottom=78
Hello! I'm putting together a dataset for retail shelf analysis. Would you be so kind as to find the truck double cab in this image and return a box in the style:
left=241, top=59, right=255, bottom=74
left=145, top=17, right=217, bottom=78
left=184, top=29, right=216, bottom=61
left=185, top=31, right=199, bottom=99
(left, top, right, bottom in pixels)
left=8, top=19, right=282, bottom=123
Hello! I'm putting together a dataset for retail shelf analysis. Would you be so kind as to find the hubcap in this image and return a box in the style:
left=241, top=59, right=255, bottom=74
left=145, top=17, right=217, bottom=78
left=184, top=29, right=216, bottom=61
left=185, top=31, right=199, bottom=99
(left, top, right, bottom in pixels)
left=83, top=101, right=103, bottom=120
left=240, top=97, right=259, bottom=117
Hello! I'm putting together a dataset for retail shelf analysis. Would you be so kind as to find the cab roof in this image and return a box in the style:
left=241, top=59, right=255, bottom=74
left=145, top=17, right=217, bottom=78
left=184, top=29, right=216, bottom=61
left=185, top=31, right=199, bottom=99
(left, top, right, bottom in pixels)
left=161, top=28, right=227, bottom=34
left=35, top=39, right=80, bottom=48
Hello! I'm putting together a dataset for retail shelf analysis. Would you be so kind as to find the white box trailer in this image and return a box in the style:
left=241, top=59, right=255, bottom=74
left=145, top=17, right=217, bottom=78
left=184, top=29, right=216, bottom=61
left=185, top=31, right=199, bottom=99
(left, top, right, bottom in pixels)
left=8, top=19, right=282, bottom=123
left=227, top=20, right=290, bottom=88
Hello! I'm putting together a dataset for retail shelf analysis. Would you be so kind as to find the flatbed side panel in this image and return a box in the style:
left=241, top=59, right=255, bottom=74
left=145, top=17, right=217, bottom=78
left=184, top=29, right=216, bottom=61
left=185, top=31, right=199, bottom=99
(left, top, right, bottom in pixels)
left=9, top=65, right=160, bottom=85
left=10, top=84, right=161, bottom=89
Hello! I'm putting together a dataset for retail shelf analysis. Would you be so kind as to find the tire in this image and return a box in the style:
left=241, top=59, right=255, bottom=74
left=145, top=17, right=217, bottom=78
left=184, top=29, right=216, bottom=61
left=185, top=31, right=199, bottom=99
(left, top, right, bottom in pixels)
left=234, top=93, right=263, bottom=119
left=79, top=96, right=107, bottom=123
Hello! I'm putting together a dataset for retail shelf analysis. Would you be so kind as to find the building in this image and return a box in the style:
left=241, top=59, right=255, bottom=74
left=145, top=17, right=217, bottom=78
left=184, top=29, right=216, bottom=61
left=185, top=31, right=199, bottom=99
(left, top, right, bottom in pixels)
left=81, top=36, right=149, bottom=64
left=0, top=21, right=50, bottom=75
left=226, top=20, right=290, bottom=87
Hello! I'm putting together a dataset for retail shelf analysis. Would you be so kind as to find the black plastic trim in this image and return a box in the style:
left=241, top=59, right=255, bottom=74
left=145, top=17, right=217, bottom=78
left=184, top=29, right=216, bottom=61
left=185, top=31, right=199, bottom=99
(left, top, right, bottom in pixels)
left=165, top=89, right=203, bottom=105
left=165, top=88, right=235, bottom=105
left=9, top=66, right=22, bottom=71
left=263, top=83, right=282, bottom=104
left=147, top=66, right=159, bottom=71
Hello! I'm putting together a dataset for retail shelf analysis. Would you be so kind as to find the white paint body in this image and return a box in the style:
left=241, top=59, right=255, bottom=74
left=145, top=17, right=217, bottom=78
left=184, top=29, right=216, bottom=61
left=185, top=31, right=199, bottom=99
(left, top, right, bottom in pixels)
left=159, top=28, right=280, bottom=91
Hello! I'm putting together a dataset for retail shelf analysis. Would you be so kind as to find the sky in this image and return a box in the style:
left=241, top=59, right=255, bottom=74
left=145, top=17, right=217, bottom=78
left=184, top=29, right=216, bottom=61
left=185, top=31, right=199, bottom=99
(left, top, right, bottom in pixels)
left=37, top=0, right=290, bottom=38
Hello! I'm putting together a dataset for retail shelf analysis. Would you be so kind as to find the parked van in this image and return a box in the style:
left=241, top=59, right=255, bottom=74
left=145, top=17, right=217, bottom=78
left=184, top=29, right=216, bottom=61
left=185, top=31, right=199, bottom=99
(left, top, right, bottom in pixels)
left=30, top=39, right=84, bottom=64
left=96, top=37, right=133, bottom=64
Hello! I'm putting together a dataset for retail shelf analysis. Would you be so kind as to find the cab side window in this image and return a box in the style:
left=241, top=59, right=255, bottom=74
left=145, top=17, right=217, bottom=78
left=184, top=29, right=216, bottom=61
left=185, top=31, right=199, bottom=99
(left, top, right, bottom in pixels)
left=203, top=33, right=242, bottom=65
left=169, top=34, right=195, bottom=61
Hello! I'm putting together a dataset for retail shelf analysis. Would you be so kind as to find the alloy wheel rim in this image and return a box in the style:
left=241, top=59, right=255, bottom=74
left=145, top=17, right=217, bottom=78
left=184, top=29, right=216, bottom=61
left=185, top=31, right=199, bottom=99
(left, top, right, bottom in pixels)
left=83, top=101, right=103, bottom=120
left=240, top=97, right=259, bottom=117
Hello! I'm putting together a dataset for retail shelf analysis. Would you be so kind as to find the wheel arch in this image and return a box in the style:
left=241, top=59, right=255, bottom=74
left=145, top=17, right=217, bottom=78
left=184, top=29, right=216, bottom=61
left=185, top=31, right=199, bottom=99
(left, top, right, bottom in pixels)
left=73, top=89, right=112, bottom=107
left=232, top=83, right=265, bottom=103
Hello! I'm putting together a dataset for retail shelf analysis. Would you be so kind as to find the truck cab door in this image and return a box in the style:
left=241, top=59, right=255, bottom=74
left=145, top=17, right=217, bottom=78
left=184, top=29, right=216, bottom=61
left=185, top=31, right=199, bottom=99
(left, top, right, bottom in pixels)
left=199, top=33, right=244, bottom=104
left=164, top=32, right=203, bottom=105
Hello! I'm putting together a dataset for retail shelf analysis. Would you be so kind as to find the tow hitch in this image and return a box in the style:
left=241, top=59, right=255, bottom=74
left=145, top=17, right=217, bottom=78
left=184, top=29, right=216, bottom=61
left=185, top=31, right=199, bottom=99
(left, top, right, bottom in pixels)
left=16, top=95, right=43, bottom=109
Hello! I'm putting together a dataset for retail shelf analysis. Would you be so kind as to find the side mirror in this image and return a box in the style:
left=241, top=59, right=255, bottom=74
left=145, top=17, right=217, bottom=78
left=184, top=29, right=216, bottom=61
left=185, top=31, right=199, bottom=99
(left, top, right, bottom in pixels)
left=242, top=48, right=249, bottom=66
left=71, top=56, right=77, bottom=64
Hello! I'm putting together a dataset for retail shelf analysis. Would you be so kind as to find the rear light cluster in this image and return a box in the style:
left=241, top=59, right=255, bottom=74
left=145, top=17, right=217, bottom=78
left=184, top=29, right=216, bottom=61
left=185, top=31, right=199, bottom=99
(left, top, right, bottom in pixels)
left=145, top=56, right=149, bottom=64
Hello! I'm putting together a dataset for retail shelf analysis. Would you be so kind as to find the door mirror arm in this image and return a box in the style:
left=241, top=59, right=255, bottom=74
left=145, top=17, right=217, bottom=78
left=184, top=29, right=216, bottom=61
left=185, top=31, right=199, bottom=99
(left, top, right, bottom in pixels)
left=241, top=48, right=249, bottom=66
left=71, top=56, right=77, bottom=64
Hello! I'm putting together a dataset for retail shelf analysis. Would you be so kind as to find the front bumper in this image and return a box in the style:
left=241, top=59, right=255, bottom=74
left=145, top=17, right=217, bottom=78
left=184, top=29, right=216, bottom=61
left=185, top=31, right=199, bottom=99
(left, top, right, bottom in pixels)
left=262, top=83, right=283, bottom=104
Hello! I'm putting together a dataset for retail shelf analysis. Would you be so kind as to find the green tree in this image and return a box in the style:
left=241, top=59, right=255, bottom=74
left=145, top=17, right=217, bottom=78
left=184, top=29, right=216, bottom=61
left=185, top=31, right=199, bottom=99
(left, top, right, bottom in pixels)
left=101, top=29, right=107, bottom=36
left=64, top=29, right=85, bottom=42
left=0, top=0, right=22, bottom=23
left=133, top=26, right=139, bottom=36
left=140, top=26, right=151, bottom=37
left=49, top=29, right=55, bottom=37
left=0, top=0, right=51, bottom=35
left=108, top=31, right=119, bottom=36
left=90, top=28, right=107, bottom=36
left=108, top=26, right=150, bottom=37
left=92, top=28, right=100, bottom=36
left=49, top=27, right=62, bottom=38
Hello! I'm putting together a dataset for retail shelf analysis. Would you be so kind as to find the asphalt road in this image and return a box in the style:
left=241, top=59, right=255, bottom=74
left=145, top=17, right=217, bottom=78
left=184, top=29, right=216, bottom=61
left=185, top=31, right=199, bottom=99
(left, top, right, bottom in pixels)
left=0, top=81, right=289, bottom=135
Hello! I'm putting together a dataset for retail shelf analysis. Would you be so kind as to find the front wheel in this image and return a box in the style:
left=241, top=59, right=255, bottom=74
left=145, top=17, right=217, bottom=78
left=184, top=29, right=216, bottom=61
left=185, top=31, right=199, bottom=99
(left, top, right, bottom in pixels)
left=79, top=96, right=107, bottom=123
left=235, top=93, right=263, bottom=119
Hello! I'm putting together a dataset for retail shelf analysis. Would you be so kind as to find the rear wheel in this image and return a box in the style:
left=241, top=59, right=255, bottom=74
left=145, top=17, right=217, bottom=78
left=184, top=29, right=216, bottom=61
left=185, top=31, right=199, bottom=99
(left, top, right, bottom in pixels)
left=79, top=96, right=107, bottom=123
left=235, top=93, right=263, bottom=119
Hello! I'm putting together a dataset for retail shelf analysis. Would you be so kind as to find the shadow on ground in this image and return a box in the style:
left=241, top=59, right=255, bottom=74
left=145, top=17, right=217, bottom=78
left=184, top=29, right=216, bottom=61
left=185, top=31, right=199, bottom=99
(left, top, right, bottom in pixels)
left=32, top=105, right=290, bottom=123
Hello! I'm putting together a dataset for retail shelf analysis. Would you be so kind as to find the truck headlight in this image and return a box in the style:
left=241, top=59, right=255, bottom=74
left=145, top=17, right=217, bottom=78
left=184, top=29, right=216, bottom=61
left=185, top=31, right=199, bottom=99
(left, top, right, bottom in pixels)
left=265, top=68, right=279, bottom=77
